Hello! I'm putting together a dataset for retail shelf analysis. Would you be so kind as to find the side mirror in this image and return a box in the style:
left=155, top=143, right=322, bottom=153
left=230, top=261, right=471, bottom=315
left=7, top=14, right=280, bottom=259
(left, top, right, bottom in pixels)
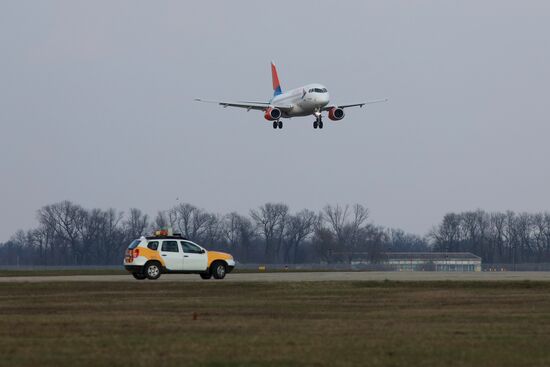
left=201, top=249, right=206, bottom=254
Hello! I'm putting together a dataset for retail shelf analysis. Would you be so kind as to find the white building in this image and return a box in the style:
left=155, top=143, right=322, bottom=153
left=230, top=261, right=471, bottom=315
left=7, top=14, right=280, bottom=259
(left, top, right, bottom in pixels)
left=384, top=252, right=481, bottom=271
left=352, top=252, right=482, bottom=272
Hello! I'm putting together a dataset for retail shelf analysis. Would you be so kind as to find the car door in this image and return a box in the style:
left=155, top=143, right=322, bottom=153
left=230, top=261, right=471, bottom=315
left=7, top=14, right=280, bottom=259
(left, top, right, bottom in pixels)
left=180, top=241, right=208, bottom=271
left=159, top=240, right=184, bottom=271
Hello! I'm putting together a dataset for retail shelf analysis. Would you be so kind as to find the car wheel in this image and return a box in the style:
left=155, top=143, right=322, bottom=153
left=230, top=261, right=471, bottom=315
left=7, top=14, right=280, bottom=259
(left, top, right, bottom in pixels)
left=132, top=272, right=146, bottom=280
left=145, top=262, right=162, bottom=280
left=200, top=272, right=212, bottom=280
left=211, top=261, right=227, bottom=280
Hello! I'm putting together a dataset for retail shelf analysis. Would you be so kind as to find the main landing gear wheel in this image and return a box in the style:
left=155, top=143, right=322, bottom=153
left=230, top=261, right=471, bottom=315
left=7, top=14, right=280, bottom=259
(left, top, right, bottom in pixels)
left=278, top=120, right=283, bottom=129
left=313, top=121, right=318, bottom=129
left=273, top=121, right=277, bottom=129
left=319, top=121, right=323, bottom=129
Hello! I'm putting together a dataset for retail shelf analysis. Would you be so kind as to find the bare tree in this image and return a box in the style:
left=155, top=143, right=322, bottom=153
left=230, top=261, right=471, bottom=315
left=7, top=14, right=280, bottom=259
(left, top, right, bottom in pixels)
left=461, top=210, right=489, bottom=259
left=97, top=208, right=125, bottom=264
left=168, top=203, right=217, bottom=243
left=170, top=203, right=196, bottom=237
left=429, top=213, right=462, bottom=252
left=532, top=213, right=549, bottom=261
left=387, top=229, right=429, bottom=252
left=222, top=212, right=256, bottom=262
left=201, top=213, right=223, bottom=247
left=124, top=208, right=149, bottom=239
left=283, top=209, right=318, bottom=263
left=37, top=201, right=87, bottom=264
left=250, top=203, right=289, bottom=263
left=312, top=227, right=337, bottom=263
left=322, top=204, right=349, bottom=244
left=322, top=204, right=369, bottom=262
left=153, top=211, right=170, bottom=230
left=362, top=224, right=389, bottom=263
left=488, top=212, right=506, bottom=262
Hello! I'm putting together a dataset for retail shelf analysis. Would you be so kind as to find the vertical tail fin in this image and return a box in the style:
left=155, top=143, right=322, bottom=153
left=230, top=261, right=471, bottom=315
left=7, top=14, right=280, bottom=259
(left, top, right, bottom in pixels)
left=271, top=62, right=282, bottom=97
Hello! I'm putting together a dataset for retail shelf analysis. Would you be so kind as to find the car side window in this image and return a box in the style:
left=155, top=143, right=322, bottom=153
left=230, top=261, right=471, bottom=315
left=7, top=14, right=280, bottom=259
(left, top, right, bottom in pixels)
left=147, top=241, right=159, bottom=250
left=180, top=241, right=203, bottom=254
left=161, top=241, right=179, bottom=253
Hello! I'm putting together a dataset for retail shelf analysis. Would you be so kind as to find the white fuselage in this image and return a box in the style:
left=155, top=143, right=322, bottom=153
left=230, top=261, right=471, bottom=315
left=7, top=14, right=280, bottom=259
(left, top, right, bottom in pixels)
left=271, top=83, right=330, bottom=118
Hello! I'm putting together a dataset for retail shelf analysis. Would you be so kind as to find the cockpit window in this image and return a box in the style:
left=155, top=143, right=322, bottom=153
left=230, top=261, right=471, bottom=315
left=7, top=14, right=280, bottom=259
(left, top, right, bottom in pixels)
left=311, top=88, right=327, bottom=93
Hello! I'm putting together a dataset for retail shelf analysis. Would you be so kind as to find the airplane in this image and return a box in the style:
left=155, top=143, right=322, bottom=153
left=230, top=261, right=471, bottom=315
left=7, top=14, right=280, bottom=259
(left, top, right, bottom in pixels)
left=195, top=63, right=387, bottom=130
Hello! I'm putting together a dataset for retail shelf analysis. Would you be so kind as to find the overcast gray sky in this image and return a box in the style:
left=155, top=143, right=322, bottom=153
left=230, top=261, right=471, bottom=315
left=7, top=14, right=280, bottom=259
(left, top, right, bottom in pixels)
left=1, top=1, right=549, bottom=241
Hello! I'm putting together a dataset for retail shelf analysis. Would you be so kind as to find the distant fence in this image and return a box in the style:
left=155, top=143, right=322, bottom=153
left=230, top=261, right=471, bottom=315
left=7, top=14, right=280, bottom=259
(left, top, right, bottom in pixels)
left=236, top=263, right=393, bottom=271
left=0, top=265, right=122, bottom=271
left=483, top=263, right=550, bottom=271
left=242, top=263, right=550, bottom=272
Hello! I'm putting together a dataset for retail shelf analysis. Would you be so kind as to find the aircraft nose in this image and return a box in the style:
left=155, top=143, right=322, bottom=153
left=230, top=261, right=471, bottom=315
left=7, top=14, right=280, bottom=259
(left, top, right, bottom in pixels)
left=320, top=92, right=329, bottom=106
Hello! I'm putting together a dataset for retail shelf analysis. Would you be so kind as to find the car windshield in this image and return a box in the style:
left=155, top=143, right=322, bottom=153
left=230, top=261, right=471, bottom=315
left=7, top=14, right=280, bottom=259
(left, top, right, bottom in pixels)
left=128, top=239, right=141, bottom=249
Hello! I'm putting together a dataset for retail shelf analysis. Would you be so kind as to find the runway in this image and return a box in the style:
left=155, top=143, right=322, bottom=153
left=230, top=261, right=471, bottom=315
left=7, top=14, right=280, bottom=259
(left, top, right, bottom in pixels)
left=2, top=271, right=550, bottom=283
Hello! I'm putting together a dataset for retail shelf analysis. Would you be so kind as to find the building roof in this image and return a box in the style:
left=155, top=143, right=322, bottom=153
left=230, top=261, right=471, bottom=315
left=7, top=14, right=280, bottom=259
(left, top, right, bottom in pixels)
left=383, top=252, right=481, bottom=261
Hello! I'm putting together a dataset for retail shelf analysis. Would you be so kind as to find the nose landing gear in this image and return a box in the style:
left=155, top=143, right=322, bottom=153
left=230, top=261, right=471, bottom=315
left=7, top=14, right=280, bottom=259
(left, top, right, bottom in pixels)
left=313, top=109, right=323, bottom=129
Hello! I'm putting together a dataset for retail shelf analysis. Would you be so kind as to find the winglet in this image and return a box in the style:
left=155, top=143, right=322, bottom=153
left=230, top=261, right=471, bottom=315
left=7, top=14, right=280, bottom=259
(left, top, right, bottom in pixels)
left=271, top=62, right=282, bottom=97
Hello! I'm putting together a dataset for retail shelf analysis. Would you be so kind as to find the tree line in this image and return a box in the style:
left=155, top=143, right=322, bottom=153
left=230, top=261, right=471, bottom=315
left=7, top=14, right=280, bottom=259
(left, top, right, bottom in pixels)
left=430, top=210, right=550, bottom=264
left=0, top=201, right=428, bottom=266
left=1, top=201, right=549, bottom=265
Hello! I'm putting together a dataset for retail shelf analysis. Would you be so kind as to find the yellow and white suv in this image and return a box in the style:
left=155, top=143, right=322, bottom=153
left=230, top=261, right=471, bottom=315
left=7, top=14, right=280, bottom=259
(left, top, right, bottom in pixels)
left=123, top=231, right=235, bottom=280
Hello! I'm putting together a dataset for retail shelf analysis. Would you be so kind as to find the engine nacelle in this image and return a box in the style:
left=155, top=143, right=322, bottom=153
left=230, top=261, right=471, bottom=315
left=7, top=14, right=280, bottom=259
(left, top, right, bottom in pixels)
left=328, top=107, right=345, bottom=121
left=264, top=107, right=282, bottom=121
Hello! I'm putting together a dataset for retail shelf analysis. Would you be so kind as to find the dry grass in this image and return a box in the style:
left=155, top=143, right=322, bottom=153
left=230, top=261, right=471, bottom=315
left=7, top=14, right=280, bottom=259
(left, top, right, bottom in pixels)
left=1, top=281, right=550, bottom=367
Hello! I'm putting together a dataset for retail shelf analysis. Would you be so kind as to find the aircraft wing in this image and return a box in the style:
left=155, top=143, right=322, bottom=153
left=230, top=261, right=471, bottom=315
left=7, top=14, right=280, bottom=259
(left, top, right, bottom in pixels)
left=322, top=99, right=388, bottom=111
left=195, top=99, right=293, bottom=112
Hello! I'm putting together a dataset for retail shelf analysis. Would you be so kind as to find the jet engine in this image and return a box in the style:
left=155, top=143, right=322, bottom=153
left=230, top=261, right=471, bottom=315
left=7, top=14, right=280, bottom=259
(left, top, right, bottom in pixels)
left=328, top=107, right=345, bottom=121
left=264, top=107, right=282, bottom=121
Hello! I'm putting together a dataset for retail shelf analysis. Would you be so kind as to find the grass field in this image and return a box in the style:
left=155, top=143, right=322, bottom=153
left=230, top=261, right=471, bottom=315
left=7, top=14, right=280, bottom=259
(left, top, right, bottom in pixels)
left=1, top=281, right=550, bottom=367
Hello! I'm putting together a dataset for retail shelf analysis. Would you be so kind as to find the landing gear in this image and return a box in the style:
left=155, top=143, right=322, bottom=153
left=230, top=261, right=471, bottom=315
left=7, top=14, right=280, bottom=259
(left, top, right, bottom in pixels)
left=278, top=120, right=283, bottom=129
left=273, top=120, right=283, bottom=129
left=313, top=117, right=323, bottom=129
left=273, top=121, right=277, bottom=129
